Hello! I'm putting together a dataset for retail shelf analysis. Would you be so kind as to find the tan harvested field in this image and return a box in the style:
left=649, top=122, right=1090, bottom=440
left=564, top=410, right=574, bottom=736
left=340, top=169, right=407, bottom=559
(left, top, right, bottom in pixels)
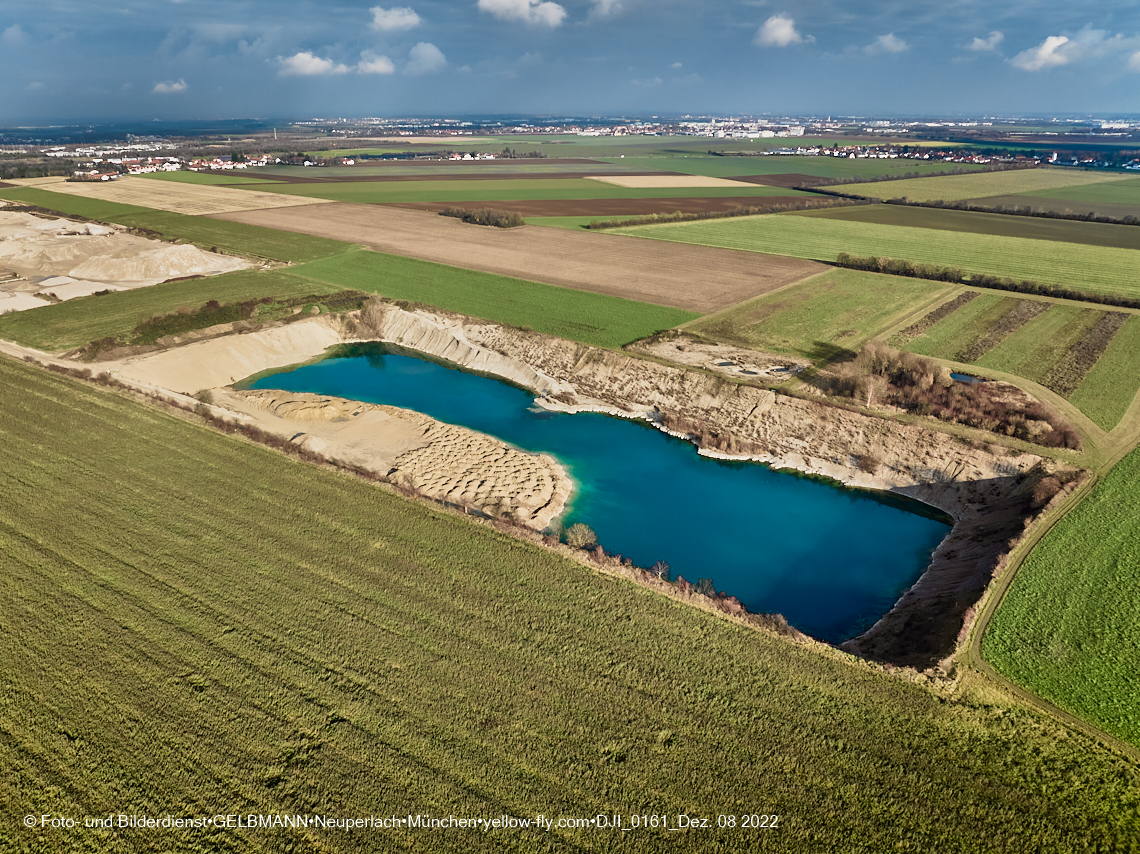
left=8, top=176, right=334, bottom=215
left=397, top=195, right=824, bottom=217
left=212, top=202, right=824, bottom=312
left=588, top=174, right=759, bottom=188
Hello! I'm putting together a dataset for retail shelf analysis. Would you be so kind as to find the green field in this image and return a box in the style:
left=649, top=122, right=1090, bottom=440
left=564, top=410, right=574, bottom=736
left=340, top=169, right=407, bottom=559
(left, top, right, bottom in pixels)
left=970, top=304, right=1102, bottom=382
left=614, top=214, right=1140, bottom=299
left=3, top=357, right=1139, bottom=853
left=290, top=249, right=698, bottom=348
left=967, top=194, right=1140, bottom=220
left=894, top=292, right=1006, bottom=359
left=653, top=155, right=984, bottom=181
left=246, top=178, right=811, bottom=205
left=839, top=168, right=1129, bottom=203
left=1019, top=175, right=1140, bottom=205
left=801, top=203, right=1140, bottom=251
left=688, top=268, right=954, bottom=359
left=139, top=171, right=282, bottom=185
left=1064, top=315, right=1140, bottom=431
left=0, top=186, right=354, bottom=263
left=0, top=269, right=342, bottom=352
left=984, top=444, right=1140, bottom=749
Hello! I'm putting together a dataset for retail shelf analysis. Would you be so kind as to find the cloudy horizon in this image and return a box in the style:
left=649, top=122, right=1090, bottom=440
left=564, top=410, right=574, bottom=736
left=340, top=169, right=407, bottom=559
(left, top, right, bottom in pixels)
left=2, top=1, right=1139, bottom=124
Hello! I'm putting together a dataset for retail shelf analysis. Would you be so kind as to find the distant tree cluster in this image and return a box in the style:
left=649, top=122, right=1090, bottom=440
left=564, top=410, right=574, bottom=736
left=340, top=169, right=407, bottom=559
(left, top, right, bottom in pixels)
left=440, top=207, right=525, bottom=228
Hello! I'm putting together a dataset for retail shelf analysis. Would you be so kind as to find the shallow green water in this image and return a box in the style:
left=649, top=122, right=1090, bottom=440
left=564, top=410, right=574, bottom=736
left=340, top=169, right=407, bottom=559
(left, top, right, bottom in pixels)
left=249, top=344, right=950, bottom=642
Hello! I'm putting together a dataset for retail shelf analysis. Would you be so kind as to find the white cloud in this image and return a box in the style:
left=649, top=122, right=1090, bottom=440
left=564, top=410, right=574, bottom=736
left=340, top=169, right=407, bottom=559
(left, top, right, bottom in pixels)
left=1130, top=50, right=1140, bottom=71
left=968, top=31, right=1003, bottom=52
left=152, top=78, right=188, bottom=94
left=406, top=41, right=447, bottom=74
left=589, top=0, right=622, bottom=18
left=632, top=76, right=662, bottom=87
left=1011, top=35, right=1072, bottom=71
left=358, top=50, right=396, bottom=74
left=865, top=33, right=908, bottom=55
left=277, top=51, right=351, bottom=76
left=370, top=6, right=421, bottom=32
left=26, top=81, right=44, bottom=91
left=671, top=61, right=683, bottom=69
left=1, top=24, right=29, bottom=46
left=754, top=15, right=812, bottom=48
left=477, top=0, right=566, bottom=28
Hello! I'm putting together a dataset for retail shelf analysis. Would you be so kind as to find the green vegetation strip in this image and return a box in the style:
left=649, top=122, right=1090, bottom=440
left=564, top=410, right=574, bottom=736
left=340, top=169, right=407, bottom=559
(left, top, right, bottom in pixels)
left=973, top=306, right=1104, bottom=385
left=0, top=269, right=341, bottom=352
left=0, top=186, right=353, bottom=263
left=800, top=203, right=1140, bottom=251
left=838, top=169, right=1128, bottom=203
left=290, top=249, right=697, bottom=348
left=1019, top=176, right=1140, bottom=205
left=984, top=444, right=1140, bottom=749
left=1040, top=312, right=1129, bottom=398
left=2, top=358, right=1138, bottom=852
left=956, top=299, right=1050, bottom=363
left=893, top=293, right=1005, bottom=358
left=689, top=268, right=954, bottom=359
left=138, top=171, right=282, bottom=185
left=1067, top=316, right=1140, bottom=431
left=894, top=291, right=980, bottom=342
left=616, top=214, right=1140, bottom=299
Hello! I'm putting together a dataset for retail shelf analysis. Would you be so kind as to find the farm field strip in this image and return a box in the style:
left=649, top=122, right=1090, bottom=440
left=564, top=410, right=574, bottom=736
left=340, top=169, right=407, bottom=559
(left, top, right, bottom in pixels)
left=2, top=357, right=1139, bottom=853
left=687, top=268, right=956, bottom=358
left=138, top=171, right=284, bottom=185
left=1017, top=176, right=1140, bottom=204
left=240, top=177, right=812, bottom=204
left=289, top=249, right=698, bottom=348
left=0, top=186, right=355, bottom=263
left=211, top=202, right=825, bottom=314
left=1067, top=316, right=1140, bottom=431
left=614, top=214, right=1140, bottom=298
left=973, top=304, right=1099, bottom=380
left=798, top=203, right=1140, bottom=251
left=956, top=299, right=1050, bottom=363
left=983, top=442, right=1140, bottom=749
left=955, top=194, right=1140, bottom=220
left=15, top=175, right=335, bottom=215
left=586, top=174, right=759, bottom=188
left=838, top=168, right=1129, bottom=202
left=611, top=155, right=985, bottom=180
left=1040, top=312, right=1130, bottom=398
left=897, top=293, right=1007, bottom=359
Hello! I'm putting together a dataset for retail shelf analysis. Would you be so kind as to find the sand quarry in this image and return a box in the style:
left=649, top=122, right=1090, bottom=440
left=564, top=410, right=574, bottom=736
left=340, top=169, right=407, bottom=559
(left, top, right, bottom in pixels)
left=0, top=209, right=251, bottom=313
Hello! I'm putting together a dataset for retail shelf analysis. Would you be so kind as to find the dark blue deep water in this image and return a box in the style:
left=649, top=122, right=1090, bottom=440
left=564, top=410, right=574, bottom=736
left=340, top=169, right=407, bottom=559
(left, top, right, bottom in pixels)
left=248, top=345, right=950, bottom=643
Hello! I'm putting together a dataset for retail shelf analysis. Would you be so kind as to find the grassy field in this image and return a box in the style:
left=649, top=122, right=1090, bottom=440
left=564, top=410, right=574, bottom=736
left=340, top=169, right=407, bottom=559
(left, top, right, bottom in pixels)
left=800, top=203, right=1140, bottom=251
left=0, top=269, right=342, bottom=352
left=838, top=168, right=1129, bottom=203
left=0, top=186, right=354, bottom=263
left=290, top=249, right=698, bottom=348
left=654, top=155, right=984, bottom=180
left=2, top=357, right=1139, bottom=853
left=688, top=268, right=955, bottom=359
left=984, top=443, right=1140, bottom=750
left=614, top=214, right=1140, bottom=299
left=970, top=304, right=1102, bottom=381
left=968, top=194, right=1140, bottom=221
left=247, top=178, right=812, bottom=205
left=893, top=292, right=1006, bottom=358
left=1065, top=315, right=1140, bottom=431
left=1018, top=175, right=1140, bottom=205
left=139, top=171, right=282, bottom=185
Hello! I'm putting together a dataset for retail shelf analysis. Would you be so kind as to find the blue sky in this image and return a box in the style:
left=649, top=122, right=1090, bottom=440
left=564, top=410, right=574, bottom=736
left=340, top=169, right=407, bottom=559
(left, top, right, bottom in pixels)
left=2, top=1, right=1139, bottom=123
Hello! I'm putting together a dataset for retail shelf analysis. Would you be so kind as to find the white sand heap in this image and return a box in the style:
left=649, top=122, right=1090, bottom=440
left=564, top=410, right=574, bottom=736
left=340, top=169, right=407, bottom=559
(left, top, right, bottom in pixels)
left=0, top=210, right=252, bottom=311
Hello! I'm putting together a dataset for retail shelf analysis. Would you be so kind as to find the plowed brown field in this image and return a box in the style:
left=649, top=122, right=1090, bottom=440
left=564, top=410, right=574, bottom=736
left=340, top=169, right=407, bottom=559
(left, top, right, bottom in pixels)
left=211, top=202, right=824, bottom=312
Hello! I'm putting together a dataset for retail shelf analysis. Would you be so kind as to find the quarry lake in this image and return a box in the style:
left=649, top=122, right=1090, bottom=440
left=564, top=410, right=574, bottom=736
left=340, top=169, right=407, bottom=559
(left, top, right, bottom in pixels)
left=248, top=344, right=951, bottom=643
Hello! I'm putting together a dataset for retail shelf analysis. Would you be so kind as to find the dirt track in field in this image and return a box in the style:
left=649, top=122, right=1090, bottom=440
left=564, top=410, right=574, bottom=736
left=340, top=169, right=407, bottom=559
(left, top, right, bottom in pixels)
left=395, top=196, right=826, bottom=217
left=210, top=202, right=824, bottom=313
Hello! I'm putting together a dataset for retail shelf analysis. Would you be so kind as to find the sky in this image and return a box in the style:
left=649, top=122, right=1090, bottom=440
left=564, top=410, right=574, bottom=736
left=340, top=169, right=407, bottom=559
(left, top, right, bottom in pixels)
left=2, top=0, right=1140, bottom=123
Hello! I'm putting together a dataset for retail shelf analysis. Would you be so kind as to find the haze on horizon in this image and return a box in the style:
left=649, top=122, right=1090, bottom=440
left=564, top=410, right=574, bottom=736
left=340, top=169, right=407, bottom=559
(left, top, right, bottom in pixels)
left=2, top=0, right=1140, bottom=124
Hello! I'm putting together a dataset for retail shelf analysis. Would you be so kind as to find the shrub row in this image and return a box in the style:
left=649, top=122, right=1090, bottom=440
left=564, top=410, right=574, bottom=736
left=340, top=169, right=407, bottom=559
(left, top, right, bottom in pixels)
left=895, top=291, right=980, bottom=341
left=440, top=207, right=525, bottom=228
left=833, top=252, right=1140, bottom=310
left=1041, top=311, right=1130, bottom=397
left=956, top=299, right=1050, bottom=363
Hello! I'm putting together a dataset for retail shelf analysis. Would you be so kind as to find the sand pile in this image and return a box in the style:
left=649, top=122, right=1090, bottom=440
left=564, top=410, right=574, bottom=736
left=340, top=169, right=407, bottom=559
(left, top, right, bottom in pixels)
left=70, top=243, right=247, bottom=282
left=233, top=389, right=572, bottom=528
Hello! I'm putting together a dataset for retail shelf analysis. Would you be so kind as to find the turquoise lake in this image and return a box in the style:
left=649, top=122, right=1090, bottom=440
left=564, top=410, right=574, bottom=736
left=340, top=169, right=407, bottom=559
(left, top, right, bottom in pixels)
left=248, top=344, right=951, bottom=643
